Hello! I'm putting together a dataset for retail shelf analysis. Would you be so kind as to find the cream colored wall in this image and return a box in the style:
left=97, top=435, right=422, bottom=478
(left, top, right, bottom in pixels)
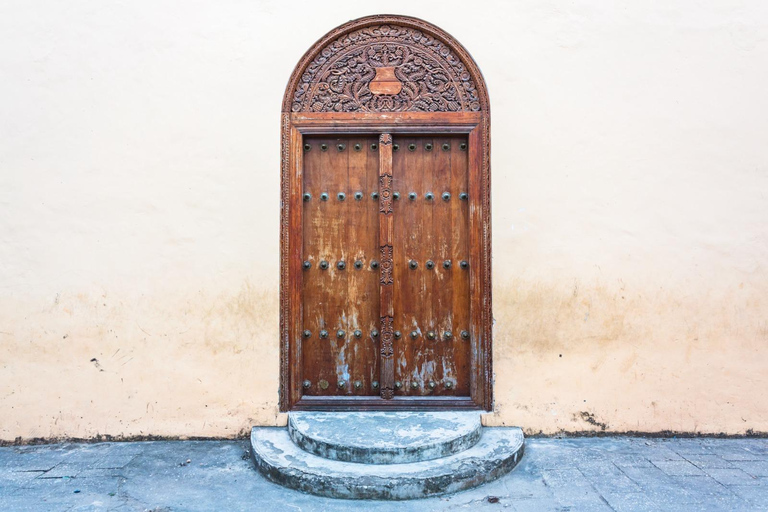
left=1, top=0, right=766, bottom=441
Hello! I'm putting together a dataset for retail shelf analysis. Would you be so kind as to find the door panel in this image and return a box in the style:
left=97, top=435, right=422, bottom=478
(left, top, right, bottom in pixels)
left=301, top=136, right=380, bottom=396
left=300, top=133, right=470, bottom=401
left=392, top=135, right=471, bottom=397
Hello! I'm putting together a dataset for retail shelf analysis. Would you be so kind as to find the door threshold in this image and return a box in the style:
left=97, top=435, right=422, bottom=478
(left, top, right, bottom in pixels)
left=293, top=396, right=481, bottom=411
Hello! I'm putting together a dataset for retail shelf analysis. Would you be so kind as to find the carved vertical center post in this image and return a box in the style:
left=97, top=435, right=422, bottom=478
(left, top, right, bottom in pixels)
left=378, top=133, right=395, bottom=399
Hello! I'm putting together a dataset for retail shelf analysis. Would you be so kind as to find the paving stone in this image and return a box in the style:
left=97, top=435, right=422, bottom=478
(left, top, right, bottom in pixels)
left=599, top=492, right=663, bottom=512
left=728, top=460, right=768, bottom=477
left=705, top=468, right=761, bottom=486
left=39, top=463, right=83, bottom=478
left=652, top=459, right=707, bottom=476
left=718, top=447, right=764, bottom=461
left=682, top=454, right=735, bottom=469
left=728, top=484, right=768, bottom=506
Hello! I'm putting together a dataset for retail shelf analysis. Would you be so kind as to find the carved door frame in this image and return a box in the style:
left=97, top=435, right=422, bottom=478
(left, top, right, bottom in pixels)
left=279, top=15, right=492, bottom=411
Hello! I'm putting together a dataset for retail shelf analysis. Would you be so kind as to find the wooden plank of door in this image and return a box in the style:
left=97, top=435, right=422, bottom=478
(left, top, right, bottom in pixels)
left=378, top=133, right=395, bottom=399
left=346, top=136, right=380, bottom=395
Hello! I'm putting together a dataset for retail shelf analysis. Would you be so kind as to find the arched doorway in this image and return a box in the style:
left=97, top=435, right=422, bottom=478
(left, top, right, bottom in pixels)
left=279, top=15, right=492, bottom=411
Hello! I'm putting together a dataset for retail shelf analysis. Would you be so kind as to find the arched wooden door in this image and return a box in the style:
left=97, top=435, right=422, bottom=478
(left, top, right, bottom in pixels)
left=280, top=15, right=492, bottom=411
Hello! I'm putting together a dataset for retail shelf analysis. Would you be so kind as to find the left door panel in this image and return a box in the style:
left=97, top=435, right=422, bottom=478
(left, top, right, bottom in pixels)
left=301, top=136, right=381, bottom=396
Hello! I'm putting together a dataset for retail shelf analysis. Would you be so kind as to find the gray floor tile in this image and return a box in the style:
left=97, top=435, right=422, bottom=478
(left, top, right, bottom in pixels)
left=652, top=459, right=707, bottom=476
left=706, top=468, right=761, bottom=486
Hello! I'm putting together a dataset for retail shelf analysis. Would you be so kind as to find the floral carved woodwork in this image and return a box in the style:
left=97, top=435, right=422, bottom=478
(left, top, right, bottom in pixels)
left=289, top=24, right=483, bottom=113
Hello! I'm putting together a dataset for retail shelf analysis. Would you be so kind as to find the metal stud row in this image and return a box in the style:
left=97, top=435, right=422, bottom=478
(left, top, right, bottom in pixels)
left=408, top=259, right=469, bottom=270
left=303, top=379, right=381, bottom=389
left=390, top=142, right=468, bottom=152
left=394, top=380, right=456, bottom=390
left=303, top=328, right=469, bottom=341
left=303, top=191, right=382, bottom=202
left=303, top=260, right=379, bottom=270
left=394, top=191, right=468, bottom=201
left=303, top=329, right=380, bottom=340
left=302, top=379, right=456, bottom=390
left=303, top=191, right=467, bottom=202
left=303, top=142, right=467, bottom=153
left=303, top=143, right=379, bottom=152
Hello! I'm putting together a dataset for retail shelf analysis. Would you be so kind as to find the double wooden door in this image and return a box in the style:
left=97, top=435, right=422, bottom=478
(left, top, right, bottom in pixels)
left=300, top=133, right=471, bottom=401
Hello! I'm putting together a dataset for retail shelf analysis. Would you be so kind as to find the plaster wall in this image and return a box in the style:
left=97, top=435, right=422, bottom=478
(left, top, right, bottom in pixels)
left=1, top=0, right=767, bottom=440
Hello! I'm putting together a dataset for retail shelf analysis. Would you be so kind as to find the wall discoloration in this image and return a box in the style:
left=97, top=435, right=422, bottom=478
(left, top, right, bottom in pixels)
left=0, top=283, right=282, bottom=441
left=1, top=0, right=767, bottom=440
left=485, top=278, right=768, bottom=434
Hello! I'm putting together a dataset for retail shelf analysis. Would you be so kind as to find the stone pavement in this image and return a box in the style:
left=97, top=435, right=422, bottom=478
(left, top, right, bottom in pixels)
left=0, top=437, right=766, bottom=511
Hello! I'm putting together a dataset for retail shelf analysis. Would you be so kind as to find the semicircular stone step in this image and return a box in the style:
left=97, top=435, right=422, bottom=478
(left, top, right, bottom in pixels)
left=251, top=426, right=524, bottom=500
left=288, top=411, right=482, bottom=464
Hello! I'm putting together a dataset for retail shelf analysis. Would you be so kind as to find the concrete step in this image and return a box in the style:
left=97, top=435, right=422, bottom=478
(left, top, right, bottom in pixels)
left=250, top=425, right=525, bottom=500
left=288, top=411, right=482, bottom=464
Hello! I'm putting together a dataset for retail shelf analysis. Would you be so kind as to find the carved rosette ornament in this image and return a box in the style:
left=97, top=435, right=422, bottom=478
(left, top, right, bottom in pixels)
left=379, top=245, right=393, bottom=285
left=379, top=316, right=395, bottom=399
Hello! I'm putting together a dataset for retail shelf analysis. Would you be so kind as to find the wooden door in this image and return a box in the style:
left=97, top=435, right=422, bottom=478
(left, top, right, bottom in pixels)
left=299, top=133, right=471, bottom=402
left=280, top=15, right=492, bottom=411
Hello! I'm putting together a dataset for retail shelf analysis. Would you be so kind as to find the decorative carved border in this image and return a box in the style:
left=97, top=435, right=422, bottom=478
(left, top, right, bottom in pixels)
left=280, top=15, right=492, bottom=411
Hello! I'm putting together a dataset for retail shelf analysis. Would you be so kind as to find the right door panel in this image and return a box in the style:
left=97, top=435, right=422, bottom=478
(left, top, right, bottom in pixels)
left=392, top=135, right=471, bottom=397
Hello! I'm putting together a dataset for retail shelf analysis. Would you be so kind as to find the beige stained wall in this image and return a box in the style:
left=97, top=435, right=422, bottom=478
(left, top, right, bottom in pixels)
left=1, top=0, right=767, bottom=441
